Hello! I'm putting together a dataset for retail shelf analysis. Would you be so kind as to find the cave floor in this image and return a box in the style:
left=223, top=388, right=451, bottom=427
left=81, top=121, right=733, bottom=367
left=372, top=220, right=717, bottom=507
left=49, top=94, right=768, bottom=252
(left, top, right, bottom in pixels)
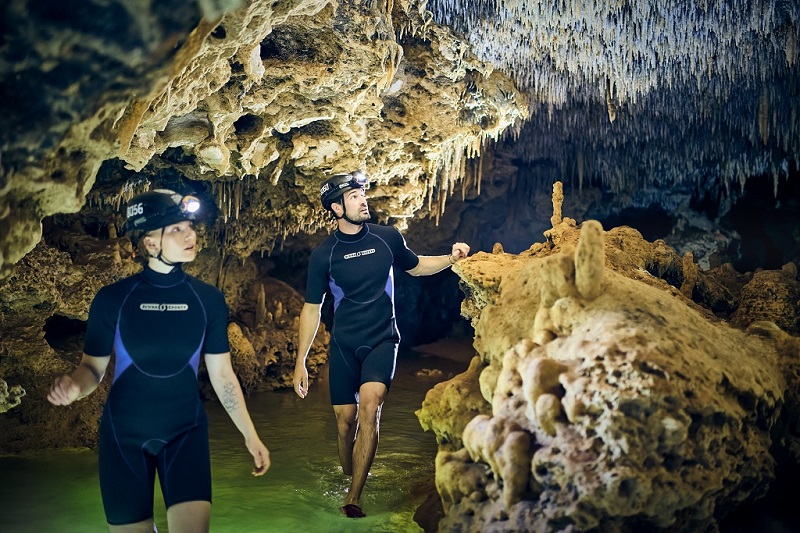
left=0, top=345, right=472, bottom=533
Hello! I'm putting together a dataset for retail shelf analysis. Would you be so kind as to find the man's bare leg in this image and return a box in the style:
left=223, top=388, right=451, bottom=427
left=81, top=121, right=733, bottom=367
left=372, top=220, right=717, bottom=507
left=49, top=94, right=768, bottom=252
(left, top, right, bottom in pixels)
left=344, top=381, right=387, bottom=508
left=333, top=403, right=358, bottom=475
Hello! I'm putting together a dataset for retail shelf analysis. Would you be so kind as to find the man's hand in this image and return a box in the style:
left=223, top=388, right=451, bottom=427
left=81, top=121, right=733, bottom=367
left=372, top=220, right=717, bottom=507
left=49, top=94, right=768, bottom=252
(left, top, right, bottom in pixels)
left=48, top=375, right=81, bottom=406
left=293, top=364, right=309, bottom=398
left=451, top=242, right=470, bottom=262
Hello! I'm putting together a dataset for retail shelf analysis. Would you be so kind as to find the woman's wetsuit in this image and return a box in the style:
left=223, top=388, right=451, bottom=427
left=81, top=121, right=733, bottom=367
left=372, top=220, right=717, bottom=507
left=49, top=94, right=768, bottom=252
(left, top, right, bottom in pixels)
left=83, top=265, right=229, bottom=525
left=305, top=223, right=419, bottom=405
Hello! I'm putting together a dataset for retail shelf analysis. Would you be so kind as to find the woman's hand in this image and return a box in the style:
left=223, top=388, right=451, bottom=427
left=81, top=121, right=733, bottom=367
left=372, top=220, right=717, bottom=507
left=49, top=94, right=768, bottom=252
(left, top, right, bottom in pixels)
left=247, top=435, right=271, bottom=476
left=47, top=375, right=81, bottom=406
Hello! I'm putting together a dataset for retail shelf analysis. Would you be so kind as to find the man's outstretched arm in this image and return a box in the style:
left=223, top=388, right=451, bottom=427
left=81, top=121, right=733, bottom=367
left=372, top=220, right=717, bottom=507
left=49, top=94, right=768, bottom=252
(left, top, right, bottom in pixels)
left=406, top=242, right=470, bottom=277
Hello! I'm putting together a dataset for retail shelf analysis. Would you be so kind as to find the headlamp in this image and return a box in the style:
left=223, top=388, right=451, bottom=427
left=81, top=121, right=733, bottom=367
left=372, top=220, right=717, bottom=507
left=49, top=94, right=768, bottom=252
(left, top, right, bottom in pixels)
left=351, top=171, right=368, bottom=188
left=339, top=172, right=368, bottom=192
left=181, top=195, right=201, bottom=214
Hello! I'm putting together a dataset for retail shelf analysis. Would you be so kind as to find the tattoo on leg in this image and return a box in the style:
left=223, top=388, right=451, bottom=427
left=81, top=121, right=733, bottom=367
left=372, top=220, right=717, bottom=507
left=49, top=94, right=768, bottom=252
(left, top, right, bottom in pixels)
left=221, top=382, right=239, bottom=411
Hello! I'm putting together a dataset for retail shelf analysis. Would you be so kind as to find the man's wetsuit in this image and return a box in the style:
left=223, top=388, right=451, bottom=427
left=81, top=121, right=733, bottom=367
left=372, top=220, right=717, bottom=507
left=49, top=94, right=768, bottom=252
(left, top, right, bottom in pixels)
left=305, top=223, right=419, bottom=405
left=83, top=265, right=229, bottom=525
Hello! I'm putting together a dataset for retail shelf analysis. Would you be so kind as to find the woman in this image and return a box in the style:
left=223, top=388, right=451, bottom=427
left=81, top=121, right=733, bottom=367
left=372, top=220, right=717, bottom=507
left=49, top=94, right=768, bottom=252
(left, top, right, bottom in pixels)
left=48, top=189, right=269, bottom=533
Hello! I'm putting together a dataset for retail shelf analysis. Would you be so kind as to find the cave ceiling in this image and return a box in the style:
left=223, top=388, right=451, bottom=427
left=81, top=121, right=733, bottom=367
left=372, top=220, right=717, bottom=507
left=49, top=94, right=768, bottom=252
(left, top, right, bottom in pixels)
left=432, top=0, right=800, bottom=195
left=1, top=0, right=799, bottom=278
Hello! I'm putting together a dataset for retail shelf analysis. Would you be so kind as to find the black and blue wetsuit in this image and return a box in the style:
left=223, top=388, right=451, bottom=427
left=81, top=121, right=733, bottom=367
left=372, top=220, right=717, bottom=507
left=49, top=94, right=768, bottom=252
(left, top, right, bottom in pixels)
left=305, top=223, right=419, bottom=405
left=83, top=265, right=229, bottom=525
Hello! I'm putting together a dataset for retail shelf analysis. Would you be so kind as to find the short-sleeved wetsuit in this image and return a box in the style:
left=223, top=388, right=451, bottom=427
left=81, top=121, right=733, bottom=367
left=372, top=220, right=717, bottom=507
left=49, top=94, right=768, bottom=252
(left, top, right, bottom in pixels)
left=305, top=223, right=419, bottom=405
left=83, top=265, right=229, bottom=525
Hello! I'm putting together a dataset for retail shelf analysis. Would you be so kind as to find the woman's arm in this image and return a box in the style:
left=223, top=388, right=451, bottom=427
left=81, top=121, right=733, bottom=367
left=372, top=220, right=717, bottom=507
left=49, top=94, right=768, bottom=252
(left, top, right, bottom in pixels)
left=48, top=354, right=110, bottom=406
left=205, top=352, right=270, bottom=476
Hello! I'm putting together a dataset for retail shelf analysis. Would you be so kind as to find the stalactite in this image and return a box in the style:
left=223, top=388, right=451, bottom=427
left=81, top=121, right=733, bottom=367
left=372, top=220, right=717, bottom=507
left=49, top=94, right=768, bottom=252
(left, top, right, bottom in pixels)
left=477, top=152, right=484, bottom=195
left=426, top=0, right=799, bottom=196
left=758, top=88, right=770, bottom=146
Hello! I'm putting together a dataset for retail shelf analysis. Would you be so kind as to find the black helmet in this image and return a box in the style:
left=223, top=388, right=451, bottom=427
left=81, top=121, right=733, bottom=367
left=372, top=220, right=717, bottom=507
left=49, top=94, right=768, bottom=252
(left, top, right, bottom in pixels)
left=125, top=189, right=200, bottom=233
left=320, top=171, right=368, bottom=210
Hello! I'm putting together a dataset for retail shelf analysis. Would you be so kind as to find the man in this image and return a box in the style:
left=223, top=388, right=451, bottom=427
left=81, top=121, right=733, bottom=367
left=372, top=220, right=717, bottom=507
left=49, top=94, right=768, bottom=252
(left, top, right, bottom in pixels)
left=293, top=171, right=469, bottom=518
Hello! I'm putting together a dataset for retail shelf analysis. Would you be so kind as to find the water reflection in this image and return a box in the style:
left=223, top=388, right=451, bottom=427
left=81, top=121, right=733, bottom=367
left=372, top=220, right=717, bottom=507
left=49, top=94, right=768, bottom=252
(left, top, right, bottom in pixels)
left=0, top=348, right=471, bottom=533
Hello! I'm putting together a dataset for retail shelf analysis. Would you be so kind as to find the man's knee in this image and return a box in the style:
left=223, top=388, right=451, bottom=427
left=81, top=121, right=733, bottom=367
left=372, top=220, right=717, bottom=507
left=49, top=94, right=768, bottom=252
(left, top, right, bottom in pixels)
left=358, top=382, right=387, bottom=405
left=358, top=408, right=382, bottom=432
left=337, top=416, right=357, bottom=435
left=334, top=405, right=358, bottom=432
left=357, top=398, right=384, bottom=427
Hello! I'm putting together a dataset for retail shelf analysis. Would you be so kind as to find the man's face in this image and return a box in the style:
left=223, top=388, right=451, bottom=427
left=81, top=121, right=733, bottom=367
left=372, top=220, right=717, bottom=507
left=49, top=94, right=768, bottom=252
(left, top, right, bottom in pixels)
left=339, top=187, right=369, bottom=223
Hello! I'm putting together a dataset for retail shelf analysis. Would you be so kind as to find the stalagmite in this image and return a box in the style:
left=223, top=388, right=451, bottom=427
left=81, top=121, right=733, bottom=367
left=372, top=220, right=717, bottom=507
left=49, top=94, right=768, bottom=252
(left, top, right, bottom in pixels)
left=256, top=283, right=267, bottom=325
left=550, top=181, right=563, bottom=227
left=574, top=220, right=605, bottom=301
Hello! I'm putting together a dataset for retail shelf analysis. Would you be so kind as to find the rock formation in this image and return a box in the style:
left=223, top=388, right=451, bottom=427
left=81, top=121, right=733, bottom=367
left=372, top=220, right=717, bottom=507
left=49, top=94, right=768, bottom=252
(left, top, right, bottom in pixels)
left=0, top=378, right=25, bottom=413
left=419, top=183, right=799, bottom=531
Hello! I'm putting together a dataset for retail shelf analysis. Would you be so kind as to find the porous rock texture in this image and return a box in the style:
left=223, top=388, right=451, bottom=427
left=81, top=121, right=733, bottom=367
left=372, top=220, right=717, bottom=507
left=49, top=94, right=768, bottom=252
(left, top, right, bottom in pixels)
left=419, top=185, right=799, bottom=531
left=0, top=378, right=25, bottom=414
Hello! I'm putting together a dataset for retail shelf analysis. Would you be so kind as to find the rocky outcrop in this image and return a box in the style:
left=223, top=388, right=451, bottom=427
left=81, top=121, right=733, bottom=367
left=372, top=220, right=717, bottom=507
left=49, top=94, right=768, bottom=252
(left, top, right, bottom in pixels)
left=419, top=184, right=795, bottom=531
left=730, top=267, right=800, bottom=336
left=0, top=378, right=25, bottom=413
left=0, top=237, right=131, bottom=452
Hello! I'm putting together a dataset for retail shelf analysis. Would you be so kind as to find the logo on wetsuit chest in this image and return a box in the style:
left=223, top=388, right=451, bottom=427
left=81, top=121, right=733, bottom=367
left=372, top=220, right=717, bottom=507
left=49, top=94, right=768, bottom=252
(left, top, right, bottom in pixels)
left=139, top=303, right=190, bottom=311
left=343, top=248, right=375, bottom=260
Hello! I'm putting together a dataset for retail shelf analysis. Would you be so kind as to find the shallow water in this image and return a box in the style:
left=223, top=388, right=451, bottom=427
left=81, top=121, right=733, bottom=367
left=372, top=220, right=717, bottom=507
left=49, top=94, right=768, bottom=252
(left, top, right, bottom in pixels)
left=0, top=348, right=470, bottom=533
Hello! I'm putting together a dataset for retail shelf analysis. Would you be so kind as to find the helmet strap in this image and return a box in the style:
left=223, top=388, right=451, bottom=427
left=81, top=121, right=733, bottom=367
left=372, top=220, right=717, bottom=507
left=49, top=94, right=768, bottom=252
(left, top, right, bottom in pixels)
left=153, top=227, right=181, bottom=270
left=342, top=210, right=364, bottom=226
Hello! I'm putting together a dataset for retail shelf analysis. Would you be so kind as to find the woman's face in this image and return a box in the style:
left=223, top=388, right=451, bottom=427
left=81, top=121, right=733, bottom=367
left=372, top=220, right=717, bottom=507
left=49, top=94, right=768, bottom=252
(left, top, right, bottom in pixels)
left=144, top=220, right=197, bottom=263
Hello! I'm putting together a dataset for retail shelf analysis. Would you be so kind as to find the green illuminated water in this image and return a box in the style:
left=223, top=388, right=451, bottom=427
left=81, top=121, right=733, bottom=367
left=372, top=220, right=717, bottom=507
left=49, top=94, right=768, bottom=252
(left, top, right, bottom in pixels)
left=0, top=349, right=468, bottom=533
